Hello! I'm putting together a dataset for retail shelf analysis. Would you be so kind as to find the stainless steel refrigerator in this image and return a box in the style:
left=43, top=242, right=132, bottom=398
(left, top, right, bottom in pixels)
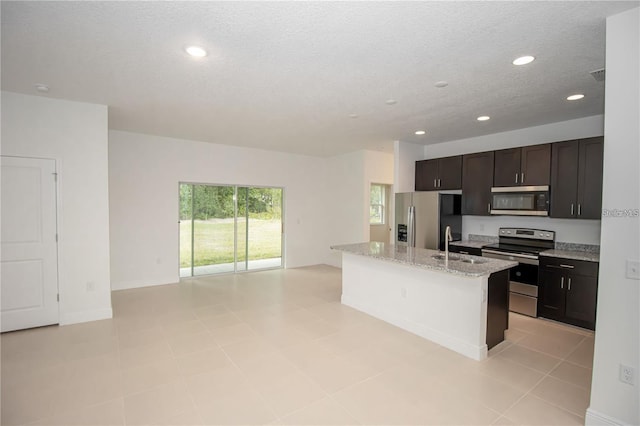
left=395, top=192, right=462, bottom=250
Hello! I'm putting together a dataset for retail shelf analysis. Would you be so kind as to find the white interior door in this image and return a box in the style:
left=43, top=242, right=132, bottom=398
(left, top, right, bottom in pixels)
left=1, top=156, right=59, bottom=332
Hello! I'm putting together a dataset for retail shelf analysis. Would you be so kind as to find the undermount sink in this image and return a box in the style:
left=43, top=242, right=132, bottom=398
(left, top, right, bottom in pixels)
left=460, top=258, right=488, bottom=265
left=431, top=253, right=486, bottom=265
left=431, top=254, right=460, bottom=261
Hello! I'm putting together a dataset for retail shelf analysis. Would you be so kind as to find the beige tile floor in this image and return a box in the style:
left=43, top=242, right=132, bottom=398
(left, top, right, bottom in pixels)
left=1, top=265, right=595, bottom=425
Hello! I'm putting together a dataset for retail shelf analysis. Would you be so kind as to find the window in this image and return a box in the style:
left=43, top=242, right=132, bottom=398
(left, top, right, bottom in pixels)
left=370, top=184, right=386, bottom=225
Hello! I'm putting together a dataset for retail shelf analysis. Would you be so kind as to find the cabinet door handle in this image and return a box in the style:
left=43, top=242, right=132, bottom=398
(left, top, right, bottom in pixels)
left=521, top=172, right=525, bottom=183
left=437, top=178, right=441, bottom=188
left=568, top=278, right=572, bottom=291
left=459, top=251, right=469, bottom=255
left=571, top=203, right=575, bottom=215
left=488, top=203, right=491, bottom=214
left=578, top=204, right=582, bottom=216
left=433, top=179, right=437, bottom=188
left=515, top=173, right=519, bottom=184
left=560, top=264, right=575, bottom=269
left=561, top=276, right=564, bottom=289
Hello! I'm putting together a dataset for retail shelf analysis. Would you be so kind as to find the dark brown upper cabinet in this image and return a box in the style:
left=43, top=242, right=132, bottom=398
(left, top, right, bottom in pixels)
left=415, top=155, right=462, bottom=191
left=493, top=144, right=551, bottom=187
left=550, top=137, right=603, bottom=219
left=415, top=159, right=438, bottom=191
left=462, top=151, right=494, bottom=215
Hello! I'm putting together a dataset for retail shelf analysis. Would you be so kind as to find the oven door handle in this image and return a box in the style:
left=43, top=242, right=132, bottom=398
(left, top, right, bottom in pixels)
left=482, top=249, right=539, bottom=265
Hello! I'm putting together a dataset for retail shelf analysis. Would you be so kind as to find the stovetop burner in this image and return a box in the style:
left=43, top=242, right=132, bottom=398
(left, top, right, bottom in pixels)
left=484, top=227, right=556, bottom=258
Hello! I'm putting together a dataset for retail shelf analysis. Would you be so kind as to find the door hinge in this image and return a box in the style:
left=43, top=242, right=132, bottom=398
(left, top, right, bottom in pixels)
left=55, top=233, right=58, bottom=242
left=52, top=172, right=58, bottom=182
left=57, top=293, right=59, bottom=302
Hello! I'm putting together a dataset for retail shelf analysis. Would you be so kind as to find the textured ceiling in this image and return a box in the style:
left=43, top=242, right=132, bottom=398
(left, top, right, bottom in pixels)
left=1, top=1, right=636, bottom=157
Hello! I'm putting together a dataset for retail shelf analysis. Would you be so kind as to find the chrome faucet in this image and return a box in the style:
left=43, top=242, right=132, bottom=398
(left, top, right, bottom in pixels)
left=445, top=225, right=453, bottom=260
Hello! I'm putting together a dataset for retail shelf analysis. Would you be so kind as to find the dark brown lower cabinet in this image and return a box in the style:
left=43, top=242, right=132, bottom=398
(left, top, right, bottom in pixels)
left=538, top=256, right=598, bottom=330
left=487, top=270, right=509, bottom=350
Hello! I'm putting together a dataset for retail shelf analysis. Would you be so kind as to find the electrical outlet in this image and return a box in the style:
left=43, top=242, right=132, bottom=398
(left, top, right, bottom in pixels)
left=619, top=364, right=635, bottom=385
left=626, top=260, right=640, bottom=280
left=86, top=281, right=95, bottom=292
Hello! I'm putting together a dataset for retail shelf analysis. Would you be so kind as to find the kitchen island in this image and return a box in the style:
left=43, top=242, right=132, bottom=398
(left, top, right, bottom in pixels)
left=331, top=242, right=517, bottom=360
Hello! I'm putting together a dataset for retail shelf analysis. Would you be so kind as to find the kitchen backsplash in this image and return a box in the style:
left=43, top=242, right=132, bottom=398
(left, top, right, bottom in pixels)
left=554, top=242, right=600, bottom=253
left=462, top=215, right=602, bottom=246
left=468, top=234, right=498, bottom=243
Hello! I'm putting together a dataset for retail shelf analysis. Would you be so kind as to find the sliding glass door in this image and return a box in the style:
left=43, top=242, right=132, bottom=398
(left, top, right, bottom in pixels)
left=179, top=184, right=283, bottom=277
left=238, top=187, right=283, bottom=271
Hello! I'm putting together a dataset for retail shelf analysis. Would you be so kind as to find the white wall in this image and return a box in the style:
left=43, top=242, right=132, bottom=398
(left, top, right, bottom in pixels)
left=393, top=140, right=424, bottom=193
left=323, top=150, right=394, bottom=267
left=109, top=130, right=329, bottom=290
left=323, top=151, right=366, bottom=267
left=423, top=115, right=604, bottom=159
left=1, top=92, right=112, bottom=325
left=587, top=7, right=640, bottom=426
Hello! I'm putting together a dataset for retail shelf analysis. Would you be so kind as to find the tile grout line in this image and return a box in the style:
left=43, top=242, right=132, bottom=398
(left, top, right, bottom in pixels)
left=531, top=334, right=593, bottom=418
left=6, top=271, right=594, bottom=426
left=113, top=324, right=128, bottom=426
left=497, top=334, right=592, bottom=421
left=219, top=303, right=333, bottom=424
left=265, top=320, right=418, bottom=424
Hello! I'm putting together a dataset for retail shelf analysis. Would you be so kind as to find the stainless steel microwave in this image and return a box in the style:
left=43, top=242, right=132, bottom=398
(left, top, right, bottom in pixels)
left=490, top=186, right=549, bottom=216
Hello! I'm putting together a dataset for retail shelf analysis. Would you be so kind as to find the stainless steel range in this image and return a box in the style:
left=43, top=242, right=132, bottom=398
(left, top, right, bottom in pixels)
left=481, top=228, right=555, bottom=317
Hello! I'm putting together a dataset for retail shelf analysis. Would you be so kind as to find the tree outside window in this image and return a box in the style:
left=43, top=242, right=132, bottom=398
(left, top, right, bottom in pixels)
left=370, top=184, right=385, bottom=225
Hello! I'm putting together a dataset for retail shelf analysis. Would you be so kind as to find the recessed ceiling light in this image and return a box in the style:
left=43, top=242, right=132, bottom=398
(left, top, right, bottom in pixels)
left=434, top=81, right=449, bottom=88
left=385, top=99, right=397, bottom=105
left=567, top=94, right=585, bottom=101
left=477, top=116, right=491, bottom=121
left=512, top=55, right=535, bottom=66
left=185, top=45, right=207, bottom=57
left=34, top=83, right=49, bottom=93
left=349, top=114, right=359, bottom=119
left=415, top=130, right=426, bottom=135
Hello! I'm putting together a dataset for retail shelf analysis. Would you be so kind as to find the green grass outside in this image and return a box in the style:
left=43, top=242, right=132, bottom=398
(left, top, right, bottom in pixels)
left=180, top=219, right=282, bottom=267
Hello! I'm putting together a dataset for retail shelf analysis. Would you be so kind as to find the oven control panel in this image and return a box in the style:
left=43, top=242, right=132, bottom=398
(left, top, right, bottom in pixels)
left=498, top=228, right=555, bottom=241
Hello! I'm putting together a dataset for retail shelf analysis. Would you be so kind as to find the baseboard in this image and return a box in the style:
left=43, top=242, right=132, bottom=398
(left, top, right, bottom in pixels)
left=59, top=308, right=113, bottom=326
left=585, top=408, right=626, bottom=426
left=341, top=294, right=487, bottom=361
left=111, top=276, right=177, bottom=291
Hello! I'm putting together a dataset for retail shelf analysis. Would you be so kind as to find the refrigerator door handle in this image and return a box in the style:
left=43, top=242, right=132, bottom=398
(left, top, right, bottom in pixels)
left=407, top=205, right=416, bottom=247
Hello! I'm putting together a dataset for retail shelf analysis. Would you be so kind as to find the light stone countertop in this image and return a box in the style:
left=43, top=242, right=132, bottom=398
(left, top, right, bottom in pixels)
left=331, top=242, right=517, bottom=278
left=540, top=249, right=600, bottom=263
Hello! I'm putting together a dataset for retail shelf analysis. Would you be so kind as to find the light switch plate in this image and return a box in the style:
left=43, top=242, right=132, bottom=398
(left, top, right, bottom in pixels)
left=626, top=260, right=640, bottom=280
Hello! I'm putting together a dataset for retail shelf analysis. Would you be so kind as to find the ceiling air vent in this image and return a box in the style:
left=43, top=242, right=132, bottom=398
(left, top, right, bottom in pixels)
left=590, top=68, right=606, bottom=82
